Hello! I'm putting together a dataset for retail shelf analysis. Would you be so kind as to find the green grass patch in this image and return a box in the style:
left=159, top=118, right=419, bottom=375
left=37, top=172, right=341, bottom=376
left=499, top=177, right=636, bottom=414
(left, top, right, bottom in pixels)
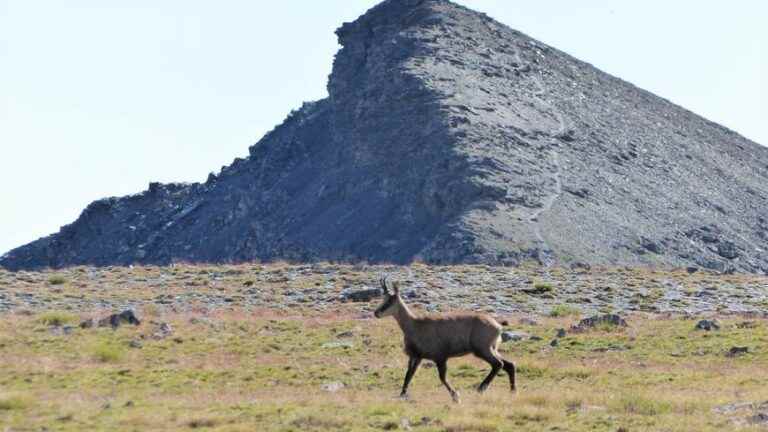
left=47, top=275, right=67, bottom=285
left=91, top=341, right=126, bottom=363
left=186, top=418, right=219, bottom=429
left=0, top=395, right=30, bottom=411
left=37, top=311, right=78, bottom=327
left=549, top=304, right=580, bottom=317
left=612, top=393, right=672, bottom=416
left=290, top=415, right=350, bottom=430
left=523, top=280, right=555, bottom=296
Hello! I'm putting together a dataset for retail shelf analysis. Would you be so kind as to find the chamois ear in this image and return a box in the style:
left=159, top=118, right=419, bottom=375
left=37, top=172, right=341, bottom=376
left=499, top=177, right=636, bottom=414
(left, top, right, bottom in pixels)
left=392, top=281, right=401, bottom=296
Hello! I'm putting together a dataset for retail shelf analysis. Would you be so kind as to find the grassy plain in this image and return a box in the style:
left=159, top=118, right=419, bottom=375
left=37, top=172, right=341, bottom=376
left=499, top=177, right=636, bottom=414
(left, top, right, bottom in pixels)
left=2, top=305, right=767, bottom=431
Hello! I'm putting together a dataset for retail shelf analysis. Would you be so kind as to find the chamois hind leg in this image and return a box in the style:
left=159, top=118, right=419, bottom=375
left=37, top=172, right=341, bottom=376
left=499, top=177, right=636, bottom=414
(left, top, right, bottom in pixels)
left=475, top=347, right=503, bottom=393
left=498, top=352, right=517, bottom=392
left=436, top=360, right=460, bottom=403
left=400, top=357, right=422, bottom=399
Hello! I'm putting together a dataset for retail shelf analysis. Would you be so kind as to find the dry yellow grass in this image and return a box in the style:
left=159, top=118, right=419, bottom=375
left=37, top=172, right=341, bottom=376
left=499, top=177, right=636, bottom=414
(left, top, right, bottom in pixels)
left=1, top=306, right=767, bottom=431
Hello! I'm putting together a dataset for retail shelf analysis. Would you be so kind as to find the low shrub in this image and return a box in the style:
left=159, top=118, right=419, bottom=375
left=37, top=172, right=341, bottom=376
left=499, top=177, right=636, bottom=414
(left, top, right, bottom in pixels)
left=549, top=304, right=580, bottom=317
left=37, top=311, right=78, bottom=327
left=47, top=275, right=67, bottom=285
left=92, top=341, right=126, bottom=363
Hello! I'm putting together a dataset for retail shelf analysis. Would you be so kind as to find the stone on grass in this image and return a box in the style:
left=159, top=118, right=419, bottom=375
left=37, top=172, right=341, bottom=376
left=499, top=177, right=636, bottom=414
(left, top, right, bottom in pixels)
left=321, top=381, right=345, bottom=392
left=152, top=322, right=173, bottom=340
left=501, top=331, right=527, bottom=343
left=97, top=310, right=141, bottom=329
left=571, top=315, right=627, bottom=332
left=79, top=318, right=95, bottom=329
left=340, top=288, right=381, bottom=303
left=726, top=347, right=749, bottom=358
left=695, top=319, right=720, bottom=331
left=749, top=413, right=768, bottom=425
left=518, top=317, right=539, bottom=326
left=322, top=341, right=354, bottom=349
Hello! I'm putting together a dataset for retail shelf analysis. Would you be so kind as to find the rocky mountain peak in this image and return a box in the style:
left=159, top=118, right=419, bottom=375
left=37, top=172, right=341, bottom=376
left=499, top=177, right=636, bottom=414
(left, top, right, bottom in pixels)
left=3, top=0, right=767, bottom=273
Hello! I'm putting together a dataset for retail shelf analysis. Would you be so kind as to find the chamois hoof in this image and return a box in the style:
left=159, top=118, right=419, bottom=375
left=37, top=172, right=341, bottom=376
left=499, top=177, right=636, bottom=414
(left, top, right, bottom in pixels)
left=451, top=392, right=461, bottom=404
left=477, top=385, right=488, bottom=394
left=399, top=393, right=410, bottom=401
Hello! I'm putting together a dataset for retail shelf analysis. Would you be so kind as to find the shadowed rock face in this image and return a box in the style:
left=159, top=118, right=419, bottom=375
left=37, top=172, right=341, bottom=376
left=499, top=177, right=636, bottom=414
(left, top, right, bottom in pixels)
left=3, top=0, right=768, bottom=273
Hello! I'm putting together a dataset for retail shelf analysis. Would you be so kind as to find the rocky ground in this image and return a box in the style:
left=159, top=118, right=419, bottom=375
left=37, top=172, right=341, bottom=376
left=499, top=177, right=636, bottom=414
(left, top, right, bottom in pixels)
left=1, top=263, right=767, bottom=317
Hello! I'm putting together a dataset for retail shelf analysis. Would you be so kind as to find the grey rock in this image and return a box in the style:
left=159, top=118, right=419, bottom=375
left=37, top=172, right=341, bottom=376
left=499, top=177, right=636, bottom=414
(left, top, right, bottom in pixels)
left=748, top=413, right=768, bottom=425
left=712, top=401, right=755, bottom=415
left=726, top=346, right=749, bottom=357
left=717, top=242, right=740, bottom=260
left=556, top=328, right=567, bottom=338
left=695, top=319, right=720, bottom=331
left=519, top=317, right=539, bottom=326
left=340, top=288, right=381, bottom=303
left=321, top=381, right=345, bottom=392
left=501, top=331, right=527, bottom=343
left=322, top=341, right=354, bottom=349
left=98, top=310, right=141, bottom=329
left=400, top=418, right=413, bottom=431
left=79, top=318, right=95, bottom=329
left=572, top=315, right=628, bottom=332
left=152, top=322, right=173, bottom=340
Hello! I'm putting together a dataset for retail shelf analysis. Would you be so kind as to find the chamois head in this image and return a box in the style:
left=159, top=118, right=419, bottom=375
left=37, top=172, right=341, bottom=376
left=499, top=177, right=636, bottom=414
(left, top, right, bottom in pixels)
left=374, top=277, right=401, bottom=319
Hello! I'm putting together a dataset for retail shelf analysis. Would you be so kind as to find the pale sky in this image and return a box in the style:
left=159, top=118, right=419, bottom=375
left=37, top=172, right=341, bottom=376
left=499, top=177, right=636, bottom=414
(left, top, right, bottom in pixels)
left=1, top=1, right=766, bottom=255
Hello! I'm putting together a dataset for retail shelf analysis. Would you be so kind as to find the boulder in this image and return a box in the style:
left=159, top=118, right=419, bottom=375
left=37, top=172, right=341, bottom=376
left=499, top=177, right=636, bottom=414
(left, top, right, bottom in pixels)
left=98, top=310, right=141, bottom=329
left=501, top=331, right=527, bottom=343
left=717, top=241, right=740, bottom=260
left=726, top=347, right=749, bottom=358
left=695, top=320, right=720, bottom=331
left=571, top=315, right=627, bottom=332
left=340, top=287, right=381, bottom=303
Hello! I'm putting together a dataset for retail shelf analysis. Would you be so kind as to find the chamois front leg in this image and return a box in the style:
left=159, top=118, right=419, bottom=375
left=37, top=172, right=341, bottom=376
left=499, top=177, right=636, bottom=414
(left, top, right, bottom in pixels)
left=400, top=357, right=422, bottom=399
left=436, top=360, right=460, bottom=403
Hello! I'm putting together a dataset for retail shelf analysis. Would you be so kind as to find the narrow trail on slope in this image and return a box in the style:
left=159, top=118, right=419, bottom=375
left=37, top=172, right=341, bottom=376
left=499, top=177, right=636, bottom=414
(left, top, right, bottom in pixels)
left=512, top=45, right=566, bottom=267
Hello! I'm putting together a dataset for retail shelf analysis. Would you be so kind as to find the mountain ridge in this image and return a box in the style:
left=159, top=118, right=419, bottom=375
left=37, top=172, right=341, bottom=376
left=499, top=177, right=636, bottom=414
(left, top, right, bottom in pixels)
left=3, top=0, right=767, bottom=273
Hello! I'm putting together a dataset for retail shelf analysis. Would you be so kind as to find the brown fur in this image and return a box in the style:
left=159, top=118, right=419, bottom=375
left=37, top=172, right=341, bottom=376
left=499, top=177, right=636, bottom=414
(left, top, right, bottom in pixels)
left=374, top=278, right=516, bottom=402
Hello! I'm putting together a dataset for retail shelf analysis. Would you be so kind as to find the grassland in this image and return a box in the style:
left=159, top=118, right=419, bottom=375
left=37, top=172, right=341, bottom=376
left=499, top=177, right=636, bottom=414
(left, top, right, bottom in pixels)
left=1, top=308, right=767, bottom=431
left=1, top=264, right=767, bottom=431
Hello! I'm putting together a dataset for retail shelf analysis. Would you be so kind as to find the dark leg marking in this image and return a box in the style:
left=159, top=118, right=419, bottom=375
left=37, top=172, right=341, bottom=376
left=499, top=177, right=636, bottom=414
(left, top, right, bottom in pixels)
left=436, top=360, right=460, bottom=403
left=501, top=357, right=517, bottom=392
left=476, top=350, right=503, bottom=393
left=400, top=357, right=422, bottom=398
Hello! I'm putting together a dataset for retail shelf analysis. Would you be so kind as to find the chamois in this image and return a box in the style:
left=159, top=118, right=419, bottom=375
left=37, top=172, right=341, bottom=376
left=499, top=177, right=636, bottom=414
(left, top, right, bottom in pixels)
left=374, top=278, right=516, bottom=403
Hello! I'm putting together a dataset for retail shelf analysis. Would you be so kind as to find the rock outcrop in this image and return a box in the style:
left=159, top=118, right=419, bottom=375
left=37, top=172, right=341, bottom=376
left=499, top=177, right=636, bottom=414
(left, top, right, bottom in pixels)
left=3, top=0, right=767, bottom=273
